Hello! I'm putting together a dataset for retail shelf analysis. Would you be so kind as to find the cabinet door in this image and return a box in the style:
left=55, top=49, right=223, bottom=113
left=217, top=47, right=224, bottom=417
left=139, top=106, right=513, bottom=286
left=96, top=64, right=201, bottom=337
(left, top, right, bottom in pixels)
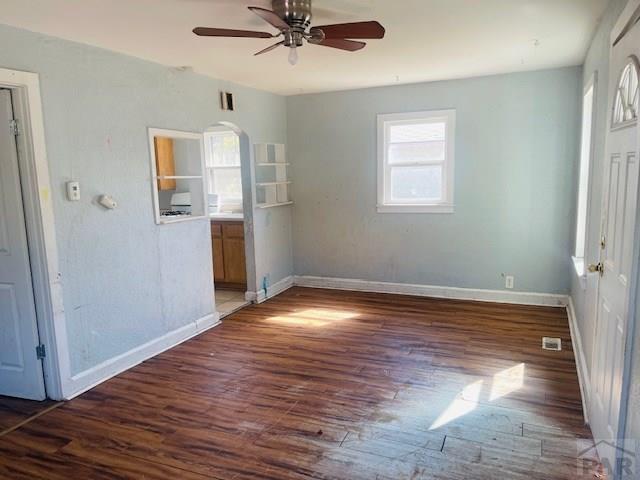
left=154, top=137, right=176, bottom=191
left=222, top=223, right=246, bottom=285
left=211, top=223, right=225, bottom=282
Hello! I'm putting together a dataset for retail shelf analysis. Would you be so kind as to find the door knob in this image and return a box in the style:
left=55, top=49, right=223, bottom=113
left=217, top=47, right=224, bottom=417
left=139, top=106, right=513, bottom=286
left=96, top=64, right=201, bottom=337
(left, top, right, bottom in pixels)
left=588, top=263, right=604, bottom=276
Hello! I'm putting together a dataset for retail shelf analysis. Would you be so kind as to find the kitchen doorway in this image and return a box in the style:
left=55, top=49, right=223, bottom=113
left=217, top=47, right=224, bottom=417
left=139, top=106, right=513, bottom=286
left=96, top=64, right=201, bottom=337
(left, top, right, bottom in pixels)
left=204, top=123, right=254, bottom=318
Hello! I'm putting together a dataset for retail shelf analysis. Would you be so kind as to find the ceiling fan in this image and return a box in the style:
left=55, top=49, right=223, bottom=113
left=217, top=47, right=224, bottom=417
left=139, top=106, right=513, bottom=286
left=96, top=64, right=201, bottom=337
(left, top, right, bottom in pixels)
left=193, top=0, right=385, bottom=65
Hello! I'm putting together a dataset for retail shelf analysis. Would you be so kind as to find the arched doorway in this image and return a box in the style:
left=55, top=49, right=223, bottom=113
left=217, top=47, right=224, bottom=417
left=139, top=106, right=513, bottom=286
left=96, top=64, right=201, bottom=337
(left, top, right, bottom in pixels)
left=204, top=122, right=256, bottom=317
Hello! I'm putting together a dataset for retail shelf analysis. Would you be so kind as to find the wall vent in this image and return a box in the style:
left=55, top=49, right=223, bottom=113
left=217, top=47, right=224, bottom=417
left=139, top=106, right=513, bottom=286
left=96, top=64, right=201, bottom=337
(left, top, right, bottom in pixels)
left=220, top=91, right=235, bottom=111
left=542, top=337, right=562, bottom=351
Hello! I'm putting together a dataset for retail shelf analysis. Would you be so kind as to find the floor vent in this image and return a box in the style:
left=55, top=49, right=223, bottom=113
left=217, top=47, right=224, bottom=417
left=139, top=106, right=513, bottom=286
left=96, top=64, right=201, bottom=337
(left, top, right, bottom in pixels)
left=542, top=337, right=562, bottom=351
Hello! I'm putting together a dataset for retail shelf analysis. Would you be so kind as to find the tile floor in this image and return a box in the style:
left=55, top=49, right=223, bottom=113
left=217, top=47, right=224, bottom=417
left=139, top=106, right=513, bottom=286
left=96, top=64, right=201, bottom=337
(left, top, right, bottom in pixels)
left=215, top=289, right=249, bottom=317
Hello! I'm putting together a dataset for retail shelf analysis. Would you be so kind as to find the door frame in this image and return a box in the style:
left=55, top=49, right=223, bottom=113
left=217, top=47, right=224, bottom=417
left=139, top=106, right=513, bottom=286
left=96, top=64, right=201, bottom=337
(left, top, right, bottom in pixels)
left=0, top=67, right=68, bottom=400
left=204, top=122, right=257, bottom=304
left=608, top=0, right=640, bottom=475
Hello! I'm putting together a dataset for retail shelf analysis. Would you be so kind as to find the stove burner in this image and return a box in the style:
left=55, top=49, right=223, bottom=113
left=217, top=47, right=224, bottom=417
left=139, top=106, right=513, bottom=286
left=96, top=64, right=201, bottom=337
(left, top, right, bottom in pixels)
left=161, top=211, right=192, bottom=217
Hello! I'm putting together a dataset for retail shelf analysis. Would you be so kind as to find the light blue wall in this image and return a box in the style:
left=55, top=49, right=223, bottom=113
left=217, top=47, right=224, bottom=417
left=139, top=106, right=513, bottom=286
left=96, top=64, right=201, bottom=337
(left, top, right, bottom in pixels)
left=287, top=67, right=582, bottom=294
left=0, top=23, right=291, bottom=375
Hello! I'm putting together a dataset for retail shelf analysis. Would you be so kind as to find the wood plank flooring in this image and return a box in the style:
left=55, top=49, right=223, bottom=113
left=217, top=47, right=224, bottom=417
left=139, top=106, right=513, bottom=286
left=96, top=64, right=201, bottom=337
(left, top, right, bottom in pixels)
left=0, top=397, right=57, bottom=433
left=0, top=287, right=603, bottom=479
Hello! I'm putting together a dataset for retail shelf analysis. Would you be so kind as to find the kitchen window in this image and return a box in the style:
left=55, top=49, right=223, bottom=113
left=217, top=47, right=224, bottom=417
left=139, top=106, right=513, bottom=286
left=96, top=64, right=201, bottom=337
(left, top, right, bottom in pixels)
left=205, top=129, right=242, bottom=209
left=377, top=110, right=455, bottom=213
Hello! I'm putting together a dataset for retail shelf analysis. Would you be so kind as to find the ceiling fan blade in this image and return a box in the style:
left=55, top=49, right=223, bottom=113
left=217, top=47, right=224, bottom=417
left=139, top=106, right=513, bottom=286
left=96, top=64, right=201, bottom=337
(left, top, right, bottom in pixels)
left=254, top=41, right=285, bottom=56
left=248, top=7, right=290, bottom=31
left=309, top=38, right=366, bottom=51
left=193, top=27, right=273, bottom=38
left=311, top=21, right=385, bottom=39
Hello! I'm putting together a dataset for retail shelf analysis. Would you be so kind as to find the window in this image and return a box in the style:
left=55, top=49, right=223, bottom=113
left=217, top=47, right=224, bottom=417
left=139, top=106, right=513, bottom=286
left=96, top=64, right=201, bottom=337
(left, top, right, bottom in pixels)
left=205, top=129, right=242, bottom=207
left=574, top=75, right=597, bottom=276
left=377, top=110, right=455, bottom=213
left=612, top=56, right=639, bottom=128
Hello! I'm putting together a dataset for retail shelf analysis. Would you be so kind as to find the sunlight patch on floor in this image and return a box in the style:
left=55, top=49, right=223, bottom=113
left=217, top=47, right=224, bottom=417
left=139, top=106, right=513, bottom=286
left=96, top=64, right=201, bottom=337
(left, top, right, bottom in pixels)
left=490, top=363, right=525, bottom=401
left=266, top=309, right=358, bottom=327
left=429, top=380, right=483, bottom=430
left=428, top=363, right=527, bottom=430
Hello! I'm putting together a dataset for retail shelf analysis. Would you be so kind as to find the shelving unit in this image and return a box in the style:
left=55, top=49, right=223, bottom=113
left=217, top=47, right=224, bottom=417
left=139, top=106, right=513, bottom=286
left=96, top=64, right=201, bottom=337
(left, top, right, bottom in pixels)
left=254, top=143, right=292, bottom=209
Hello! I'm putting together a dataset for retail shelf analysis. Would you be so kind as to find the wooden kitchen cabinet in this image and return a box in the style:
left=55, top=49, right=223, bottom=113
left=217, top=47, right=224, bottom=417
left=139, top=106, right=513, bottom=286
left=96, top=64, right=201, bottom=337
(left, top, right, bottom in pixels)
left=211, top=223, right=225, bottom=281
left=154, top=137, right=176, bottom=191
left=211, top=221, right=246, bottom=289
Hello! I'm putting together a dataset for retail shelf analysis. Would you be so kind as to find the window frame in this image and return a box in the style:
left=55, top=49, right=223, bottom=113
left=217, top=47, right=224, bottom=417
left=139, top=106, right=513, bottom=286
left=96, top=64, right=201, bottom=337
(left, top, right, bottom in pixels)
left=572, top=73, right=598, bottom=281
left=204, top=128, right=243, bottom=206
left=377, top=109, right=456, bottom=214
left=611, top=55, right=639, bottom=130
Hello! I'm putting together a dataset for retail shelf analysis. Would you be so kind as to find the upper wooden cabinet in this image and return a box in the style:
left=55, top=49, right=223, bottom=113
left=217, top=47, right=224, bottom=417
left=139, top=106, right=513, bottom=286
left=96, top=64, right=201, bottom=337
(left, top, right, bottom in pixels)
left=154, top=137, right=176, bottom=191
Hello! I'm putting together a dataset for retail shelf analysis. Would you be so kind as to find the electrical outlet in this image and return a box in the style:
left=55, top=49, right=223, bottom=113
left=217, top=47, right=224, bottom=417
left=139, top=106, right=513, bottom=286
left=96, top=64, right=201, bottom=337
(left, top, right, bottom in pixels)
left=505, top=275, right=515, bottom=289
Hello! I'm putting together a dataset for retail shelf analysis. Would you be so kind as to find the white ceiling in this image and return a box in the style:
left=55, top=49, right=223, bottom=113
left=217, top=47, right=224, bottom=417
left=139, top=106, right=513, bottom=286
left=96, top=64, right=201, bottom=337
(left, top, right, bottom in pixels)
left=0, top=0, right=609, bottom=95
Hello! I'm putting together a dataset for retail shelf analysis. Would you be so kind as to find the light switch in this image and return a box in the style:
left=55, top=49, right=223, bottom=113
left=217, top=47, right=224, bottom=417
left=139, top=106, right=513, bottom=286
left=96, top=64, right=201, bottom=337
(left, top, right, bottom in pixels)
left=66, top=181, right=80, bottom=201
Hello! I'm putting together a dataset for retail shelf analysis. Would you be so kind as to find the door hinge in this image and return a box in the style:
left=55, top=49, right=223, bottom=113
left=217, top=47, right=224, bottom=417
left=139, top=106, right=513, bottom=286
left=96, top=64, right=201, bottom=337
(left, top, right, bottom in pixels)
left=9, top=119, right=19, bottom=136
left=36, top=344, right=46, bottom=360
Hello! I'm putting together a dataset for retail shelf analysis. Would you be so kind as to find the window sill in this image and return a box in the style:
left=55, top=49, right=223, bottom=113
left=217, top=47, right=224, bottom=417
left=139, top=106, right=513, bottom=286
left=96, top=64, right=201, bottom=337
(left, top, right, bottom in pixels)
left=572, top=256, right=587, bottom=290
left=377, top=203, right=455, bottom=214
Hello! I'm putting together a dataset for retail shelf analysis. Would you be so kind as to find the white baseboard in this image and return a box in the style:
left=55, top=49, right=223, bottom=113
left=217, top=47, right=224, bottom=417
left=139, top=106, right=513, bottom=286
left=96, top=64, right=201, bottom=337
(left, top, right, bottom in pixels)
left=246, top=275, right=294, bottom=304
left=293, top=275, right=569, bottom=307
left=566, top=297, right=591, bottom=424
left=64, top=312, right=220, bottom=400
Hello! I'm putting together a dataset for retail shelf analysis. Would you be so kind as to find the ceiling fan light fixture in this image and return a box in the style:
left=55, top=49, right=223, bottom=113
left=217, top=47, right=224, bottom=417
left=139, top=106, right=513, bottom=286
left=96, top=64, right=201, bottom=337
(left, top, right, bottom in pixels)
left=194, top=1, right=385, bottom=62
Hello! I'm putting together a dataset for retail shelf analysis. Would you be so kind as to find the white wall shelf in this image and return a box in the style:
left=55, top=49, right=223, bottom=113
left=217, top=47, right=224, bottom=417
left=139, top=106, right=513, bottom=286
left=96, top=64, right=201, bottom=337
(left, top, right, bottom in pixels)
left=256, top=181, right=292, bottom=187
left=256, top=201, right=294, bottom=209
left=254, top=143, right=293, bottom=208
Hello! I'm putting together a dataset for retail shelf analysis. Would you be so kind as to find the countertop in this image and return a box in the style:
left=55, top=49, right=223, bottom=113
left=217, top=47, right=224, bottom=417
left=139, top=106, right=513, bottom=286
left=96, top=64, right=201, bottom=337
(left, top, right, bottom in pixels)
left=209, top=213, right=244, bottom=221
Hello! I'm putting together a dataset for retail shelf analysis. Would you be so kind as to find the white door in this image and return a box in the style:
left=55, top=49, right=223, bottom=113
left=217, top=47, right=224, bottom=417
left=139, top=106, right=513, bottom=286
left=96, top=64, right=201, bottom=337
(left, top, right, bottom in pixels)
left=0, top=88, right=46, bottom=400
left=589, top=9, right=640, bottom=467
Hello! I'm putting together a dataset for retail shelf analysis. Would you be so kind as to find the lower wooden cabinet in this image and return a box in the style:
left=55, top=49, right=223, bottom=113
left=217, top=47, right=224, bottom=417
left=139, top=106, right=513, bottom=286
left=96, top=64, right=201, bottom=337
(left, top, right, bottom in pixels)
left=211, top=221, right=246, bottom=289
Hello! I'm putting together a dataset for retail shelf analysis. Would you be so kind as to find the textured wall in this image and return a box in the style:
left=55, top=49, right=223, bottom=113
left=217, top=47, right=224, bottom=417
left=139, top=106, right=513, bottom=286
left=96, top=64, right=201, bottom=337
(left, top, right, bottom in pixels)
left=287, top=67, right=581, bottom=294
left=0, top=23, right=291, bottom=375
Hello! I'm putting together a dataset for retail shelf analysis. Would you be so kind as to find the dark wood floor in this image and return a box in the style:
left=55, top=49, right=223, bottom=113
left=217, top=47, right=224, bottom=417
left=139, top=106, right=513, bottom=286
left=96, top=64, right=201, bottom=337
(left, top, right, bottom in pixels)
left=0, top=287, right=602, bottom=479
left=0, top=397, right=57, bottom=433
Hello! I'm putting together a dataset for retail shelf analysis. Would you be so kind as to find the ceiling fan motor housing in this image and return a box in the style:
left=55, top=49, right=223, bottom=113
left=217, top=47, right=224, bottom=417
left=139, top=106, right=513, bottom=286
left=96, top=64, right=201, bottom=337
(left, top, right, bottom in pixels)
left=273, top=0, right=312, bottom=46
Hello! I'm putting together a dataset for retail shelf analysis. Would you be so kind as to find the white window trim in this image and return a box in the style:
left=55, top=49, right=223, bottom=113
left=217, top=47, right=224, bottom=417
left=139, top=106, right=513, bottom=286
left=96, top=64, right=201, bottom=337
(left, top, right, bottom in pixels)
left=377, top=110, right=456, bottom=214
left=573, top=73, right=598, bottom=288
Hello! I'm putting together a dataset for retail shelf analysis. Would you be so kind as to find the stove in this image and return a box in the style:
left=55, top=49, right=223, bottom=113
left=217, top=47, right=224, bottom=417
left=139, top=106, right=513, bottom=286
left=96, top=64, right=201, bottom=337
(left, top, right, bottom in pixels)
left=160, top=192, right=193, bottom=219
left=161, top=210, right=192, bottom=217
